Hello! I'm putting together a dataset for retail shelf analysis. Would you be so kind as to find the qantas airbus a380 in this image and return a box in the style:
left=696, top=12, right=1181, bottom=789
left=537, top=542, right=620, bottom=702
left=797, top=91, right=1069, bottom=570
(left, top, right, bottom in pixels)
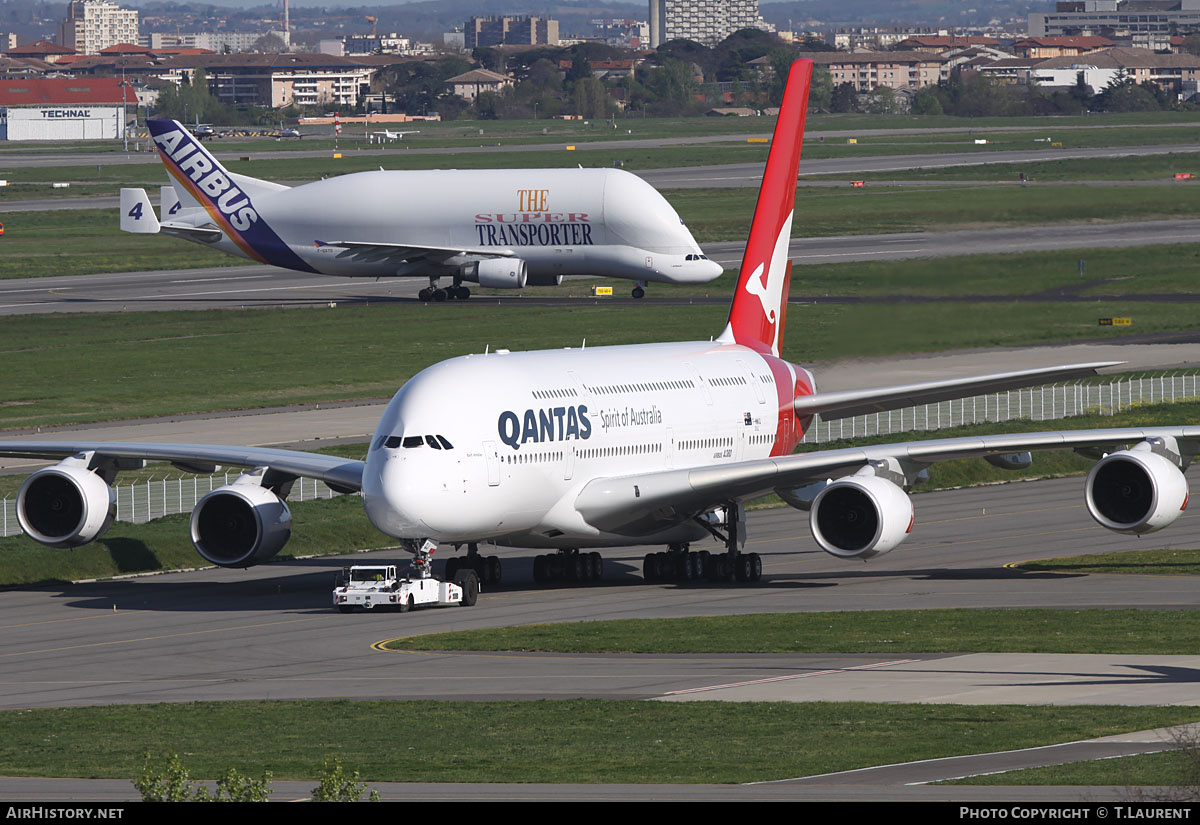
left=119, top=119, right=721, bottom=300
left=7, top=60, right=1197, bottom=586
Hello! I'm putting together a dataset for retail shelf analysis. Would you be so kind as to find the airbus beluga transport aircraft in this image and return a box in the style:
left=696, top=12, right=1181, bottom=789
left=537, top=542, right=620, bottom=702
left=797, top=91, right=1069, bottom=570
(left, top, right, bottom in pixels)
left=119, top=120, right=722, bottom=300
left=7, top=60, right=1197, bottom=588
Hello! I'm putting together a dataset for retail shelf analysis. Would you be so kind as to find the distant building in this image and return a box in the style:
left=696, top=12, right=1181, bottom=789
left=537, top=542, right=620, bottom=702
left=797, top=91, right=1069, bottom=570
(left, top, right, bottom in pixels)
left=649, top=0, right=773, bottom=48
left=445, top=68, right=513, bottom=100
left=809, top=51, right=945, bottom=92
left=0, top=77, right=128, bottom=140
left=4, top=41, right=75, bottom=63
left=465, top=16, right=559, bottom=49
left=161, top=53, right=373, bottom=109
left=1012, top=36, right=1115, bottom=58
left=1031, top=1, right=1200, bottom=38
left=58, top=0, right=139, bottom=56
left=146, top=31, right=290, bottom=54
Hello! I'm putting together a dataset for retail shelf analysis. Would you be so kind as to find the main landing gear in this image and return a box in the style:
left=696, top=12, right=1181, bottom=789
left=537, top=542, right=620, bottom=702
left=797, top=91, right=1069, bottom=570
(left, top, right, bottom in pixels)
left=631, top=281, right=646, bottom=299
left=532, top=549, right=604, bottom=584
left=644, top=503, right=762, bottom=584
left=418, top=278, right=471, bottom=302
left=444, top=542, right=501, bottom=586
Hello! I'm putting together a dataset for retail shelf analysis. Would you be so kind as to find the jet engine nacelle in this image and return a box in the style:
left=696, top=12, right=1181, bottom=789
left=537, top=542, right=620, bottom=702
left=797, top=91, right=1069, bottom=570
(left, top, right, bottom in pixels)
left=1085, top=446, right=1189, bottom=535
left=17, top=463, right=116, bottom=548
left=190, top=482, right=292, bottom=568
left=471, top=258, right=528, bottom=289
left=809, top=475, right=914, bottom=560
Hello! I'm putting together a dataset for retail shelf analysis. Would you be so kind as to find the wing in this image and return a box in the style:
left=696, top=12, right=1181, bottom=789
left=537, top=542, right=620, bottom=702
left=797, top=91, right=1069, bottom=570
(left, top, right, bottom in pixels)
left=0, top=441, right=363, bottom=493
left=0, top=440, right=365, bottom=568
left=573, top=426, right=1200, bottom=553
left=313, top=240, right=515, bottom=265
left=795, top=362, right=1121, bottom=420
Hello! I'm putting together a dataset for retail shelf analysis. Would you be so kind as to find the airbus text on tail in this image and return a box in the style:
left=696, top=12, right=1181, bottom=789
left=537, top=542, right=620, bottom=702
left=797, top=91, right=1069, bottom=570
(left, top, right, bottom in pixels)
left=146, top=119, right=315, bottom=272
left=718, top=59, right=812, bottom=357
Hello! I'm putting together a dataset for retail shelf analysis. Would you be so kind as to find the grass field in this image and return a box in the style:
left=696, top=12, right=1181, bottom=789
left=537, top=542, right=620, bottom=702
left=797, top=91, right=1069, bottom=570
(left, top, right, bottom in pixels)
left=2, top=298, right=1195, bottom=430
left=0, top=700, right=1195, bottom=785
left=380, top=609, right=1200, bottom=655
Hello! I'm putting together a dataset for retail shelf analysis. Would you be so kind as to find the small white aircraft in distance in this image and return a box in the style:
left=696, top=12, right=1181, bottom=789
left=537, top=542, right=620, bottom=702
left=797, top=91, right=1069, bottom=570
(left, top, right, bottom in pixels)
left=120, top=120, right=720, bottom=300
left=371, top=129, right=419, bottom=142
left=8, top=60, right=1195, bottom=587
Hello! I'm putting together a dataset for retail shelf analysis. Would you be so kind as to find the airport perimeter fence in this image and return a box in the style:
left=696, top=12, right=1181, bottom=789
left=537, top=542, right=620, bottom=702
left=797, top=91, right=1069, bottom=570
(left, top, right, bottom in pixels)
left=2, top=372, right=1199, bottom=538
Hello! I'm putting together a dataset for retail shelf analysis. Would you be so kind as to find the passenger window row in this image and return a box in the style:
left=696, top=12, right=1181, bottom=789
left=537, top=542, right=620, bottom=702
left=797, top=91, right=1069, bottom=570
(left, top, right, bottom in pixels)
left=532, top=388, right=578, bottom=400
left=587, top=379, right=695, bottom=396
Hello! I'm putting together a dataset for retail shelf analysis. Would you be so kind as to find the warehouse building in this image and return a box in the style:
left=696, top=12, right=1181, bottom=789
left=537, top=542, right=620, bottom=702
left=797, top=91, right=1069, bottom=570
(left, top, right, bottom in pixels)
left=0, top=77, right=128, bottom=140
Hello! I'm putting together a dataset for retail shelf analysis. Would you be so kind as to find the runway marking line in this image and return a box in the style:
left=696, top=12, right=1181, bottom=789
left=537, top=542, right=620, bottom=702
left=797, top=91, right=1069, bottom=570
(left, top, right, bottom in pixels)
left=0, top=615, right=321, bottom=659
left=0, top=611, right=147, bottom=631
left=661, top=658, right=917, bottom=696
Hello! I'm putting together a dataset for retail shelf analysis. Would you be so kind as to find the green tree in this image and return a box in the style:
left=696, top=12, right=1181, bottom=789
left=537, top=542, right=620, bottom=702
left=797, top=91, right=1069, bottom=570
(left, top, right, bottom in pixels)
left=133, top=752, right=272, bottom=802
left=910, top=86, right=943, bottom=115
left=830, top=82, right=858, bottom=113
left=311, top=757, right=380, bottom=802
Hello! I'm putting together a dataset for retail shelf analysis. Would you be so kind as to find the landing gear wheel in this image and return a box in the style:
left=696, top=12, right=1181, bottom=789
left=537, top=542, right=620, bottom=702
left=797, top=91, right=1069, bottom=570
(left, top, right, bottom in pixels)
left=486, top=555, right=502, bottom=586
left=432, top=288, right=448, bottom=302
left=418, top=287, right=432, bottom=302
left=454, top=285, right=471, bottom=300
left=631, top=286, right=645, bottom=299
left=455, top=569, right=479, bottom=606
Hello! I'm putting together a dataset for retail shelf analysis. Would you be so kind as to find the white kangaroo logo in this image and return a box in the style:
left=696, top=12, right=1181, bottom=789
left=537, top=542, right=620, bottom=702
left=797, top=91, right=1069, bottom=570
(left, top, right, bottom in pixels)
left=744, top=262, right=777, bottom=326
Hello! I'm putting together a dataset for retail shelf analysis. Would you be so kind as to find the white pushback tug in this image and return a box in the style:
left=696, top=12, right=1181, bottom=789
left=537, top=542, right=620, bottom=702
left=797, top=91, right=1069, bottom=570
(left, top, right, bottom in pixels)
left=333, top=540, right=479, bottom=612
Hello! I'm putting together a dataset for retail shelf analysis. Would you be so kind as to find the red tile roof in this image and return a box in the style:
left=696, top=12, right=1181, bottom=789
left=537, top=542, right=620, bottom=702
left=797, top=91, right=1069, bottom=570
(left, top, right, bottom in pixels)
left=0, top=77, right=128, bottom=106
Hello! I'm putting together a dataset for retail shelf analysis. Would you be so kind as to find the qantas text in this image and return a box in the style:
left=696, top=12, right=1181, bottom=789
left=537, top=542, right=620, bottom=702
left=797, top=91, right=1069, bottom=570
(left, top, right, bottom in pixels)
left=498, top=405, right=592, bottom=450
left=152, top=129, right=259, bottom=232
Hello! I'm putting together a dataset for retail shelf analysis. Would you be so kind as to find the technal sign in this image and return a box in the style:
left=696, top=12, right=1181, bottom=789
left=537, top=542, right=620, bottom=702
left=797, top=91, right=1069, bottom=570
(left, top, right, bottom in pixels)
left=39, top=109, right=93, bottom=119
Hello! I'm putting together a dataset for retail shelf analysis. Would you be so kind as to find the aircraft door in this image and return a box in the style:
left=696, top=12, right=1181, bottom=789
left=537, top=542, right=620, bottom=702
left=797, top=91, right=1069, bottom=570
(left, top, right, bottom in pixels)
left=483, top=441, right=501, bottom=487
left=564, top=444, right=575, bottom=481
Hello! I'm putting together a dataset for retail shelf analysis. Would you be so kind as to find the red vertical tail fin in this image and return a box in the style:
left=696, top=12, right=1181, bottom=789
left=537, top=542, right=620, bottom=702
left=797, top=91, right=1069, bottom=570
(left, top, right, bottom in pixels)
left=716, top=59, right=812, bottom=357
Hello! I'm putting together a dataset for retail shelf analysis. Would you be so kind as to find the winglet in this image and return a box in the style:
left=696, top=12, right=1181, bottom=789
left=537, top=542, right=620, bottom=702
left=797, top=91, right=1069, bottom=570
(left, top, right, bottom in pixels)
left=120, top=188, right=159, bottom=234
left=717, top=59, right=811, bottom=357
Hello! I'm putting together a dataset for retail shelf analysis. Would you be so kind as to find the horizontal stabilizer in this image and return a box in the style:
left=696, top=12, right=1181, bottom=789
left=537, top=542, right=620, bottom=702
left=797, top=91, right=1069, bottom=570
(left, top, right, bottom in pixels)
left=160, top=222, right=223, bottom=241
left=120, top=188, right=159, bottom=234
left=794, top=362, right=1123, bottom=421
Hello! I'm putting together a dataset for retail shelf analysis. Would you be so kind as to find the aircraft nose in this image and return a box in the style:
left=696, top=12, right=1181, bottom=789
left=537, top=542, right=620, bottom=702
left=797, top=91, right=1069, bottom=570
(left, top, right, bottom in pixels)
left=701, top=259, right=725, bottom=280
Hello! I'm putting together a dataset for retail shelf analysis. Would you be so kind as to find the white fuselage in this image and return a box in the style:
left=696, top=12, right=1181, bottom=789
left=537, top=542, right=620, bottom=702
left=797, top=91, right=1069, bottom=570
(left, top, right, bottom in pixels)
left=182, top=167, right=723, bottom=285
left=361, top=341, right=815, bottom=549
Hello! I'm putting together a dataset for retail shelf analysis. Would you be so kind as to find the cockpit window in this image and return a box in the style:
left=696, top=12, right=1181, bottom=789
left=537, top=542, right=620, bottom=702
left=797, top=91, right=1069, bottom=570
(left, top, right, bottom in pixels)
left=436, top=435, right=454, bottom=450
left=426, top=435, right=442, bottom=450
left=402, top=436, right=423, bottom=448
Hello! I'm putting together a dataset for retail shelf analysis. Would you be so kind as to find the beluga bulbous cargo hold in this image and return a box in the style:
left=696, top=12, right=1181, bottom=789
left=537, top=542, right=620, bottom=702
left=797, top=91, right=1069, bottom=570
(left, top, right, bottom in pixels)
left=119, top=120, right=723, bottom=300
